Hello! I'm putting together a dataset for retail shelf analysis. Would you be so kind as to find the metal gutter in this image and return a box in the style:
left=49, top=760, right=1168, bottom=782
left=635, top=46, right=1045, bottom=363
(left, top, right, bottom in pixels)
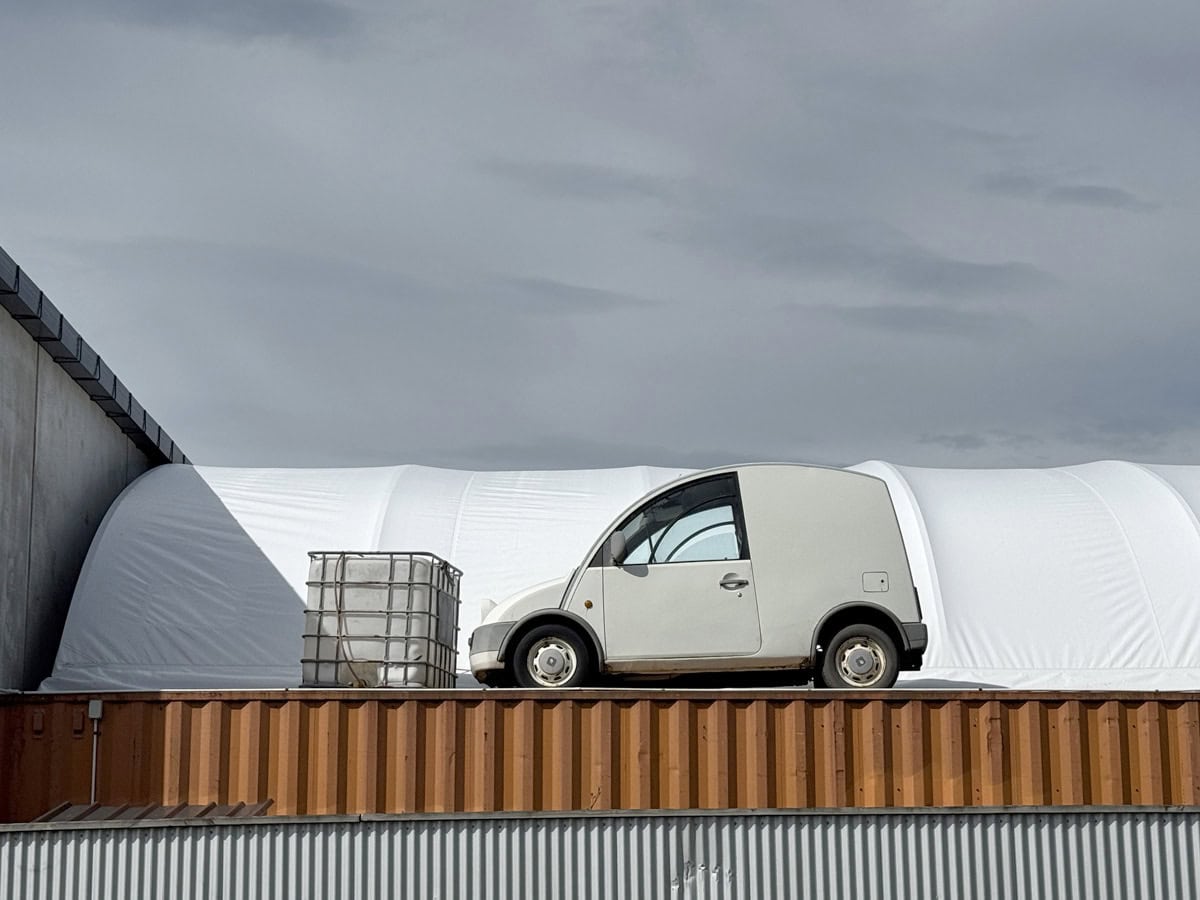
left=2, top=803, right=1198, bottom=835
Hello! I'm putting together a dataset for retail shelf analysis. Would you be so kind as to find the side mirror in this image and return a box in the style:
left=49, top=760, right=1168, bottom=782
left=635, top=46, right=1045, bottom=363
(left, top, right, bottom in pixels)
left=608, top=532, right=627, bottom=566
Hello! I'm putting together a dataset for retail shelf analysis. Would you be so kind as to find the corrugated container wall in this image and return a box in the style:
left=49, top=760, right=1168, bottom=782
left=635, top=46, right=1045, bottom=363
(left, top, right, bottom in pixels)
left=3, top=691, right=1200, bottom=823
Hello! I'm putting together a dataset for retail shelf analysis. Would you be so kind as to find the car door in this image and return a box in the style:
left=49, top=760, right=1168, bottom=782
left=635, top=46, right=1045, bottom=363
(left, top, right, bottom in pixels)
left=601, top=473, right=762, bottom=661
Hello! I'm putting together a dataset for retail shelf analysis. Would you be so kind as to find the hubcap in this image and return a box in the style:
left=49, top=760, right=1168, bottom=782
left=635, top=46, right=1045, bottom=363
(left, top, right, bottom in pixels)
left=837, top=637, right=885, bottom=687
left=528, top=637, right=578, bottom=687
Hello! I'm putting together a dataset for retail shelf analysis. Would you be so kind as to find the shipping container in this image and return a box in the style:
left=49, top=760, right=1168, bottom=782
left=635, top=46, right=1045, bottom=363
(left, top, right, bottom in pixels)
left=4, top=690, right=1199, bottom=823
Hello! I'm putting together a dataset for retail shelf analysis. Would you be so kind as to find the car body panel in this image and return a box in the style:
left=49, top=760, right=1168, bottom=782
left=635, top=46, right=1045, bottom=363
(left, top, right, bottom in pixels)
left=602, top=559, right=762, bottom=659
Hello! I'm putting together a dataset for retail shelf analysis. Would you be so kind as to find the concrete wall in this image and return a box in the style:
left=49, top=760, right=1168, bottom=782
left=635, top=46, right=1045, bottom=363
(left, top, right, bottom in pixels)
left=1, top=310, right=153, bottom=689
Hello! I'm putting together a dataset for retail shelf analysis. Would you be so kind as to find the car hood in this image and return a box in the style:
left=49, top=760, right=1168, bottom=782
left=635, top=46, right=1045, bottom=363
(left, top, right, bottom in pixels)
left=480, top=576, right=571, bottom=626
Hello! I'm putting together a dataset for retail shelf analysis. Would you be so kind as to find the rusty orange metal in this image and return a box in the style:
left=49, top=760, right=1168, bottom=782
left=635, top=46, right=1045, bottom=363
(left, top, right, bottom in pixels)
left=2, top=690, right=1199, bottom=822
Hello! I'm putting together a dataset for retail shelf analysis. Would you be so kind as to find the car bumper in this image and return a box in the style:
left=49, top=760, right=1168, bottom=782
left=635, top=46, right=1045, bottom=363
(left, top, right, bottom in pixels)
left=468, top=622, right=513, bottom=675
left=900, top=621, right=928, bottom=671
left=470, top=650, right=503, bottom=674
left=901, top=622, right=927, bottom=652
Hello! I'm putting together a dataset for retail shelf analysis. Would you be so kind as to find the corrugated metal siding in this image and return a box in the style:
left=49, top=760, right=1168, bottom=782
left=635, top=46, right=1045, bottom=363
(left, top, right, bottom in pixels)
left=2, top=808, right=1198, bottom=899
left=3, top=691, right=1200, bottom=822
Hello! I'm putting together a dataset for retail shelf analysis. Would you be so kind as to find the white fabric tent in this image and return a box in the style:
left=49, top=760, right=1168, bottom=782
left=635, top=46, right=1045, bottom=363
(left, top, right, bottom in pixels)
left=43, top=464, right=689, bottom=690
left=42, top=460, right=1200, bottom=691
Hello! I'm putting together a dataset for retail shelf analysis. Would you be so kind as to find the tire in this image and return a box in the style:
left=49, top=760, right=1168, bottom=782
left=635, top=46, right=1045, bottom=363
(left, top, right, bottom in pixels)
left=509, top=624, right=591, bottom=688
left=817, top=624, right=899, bottom=689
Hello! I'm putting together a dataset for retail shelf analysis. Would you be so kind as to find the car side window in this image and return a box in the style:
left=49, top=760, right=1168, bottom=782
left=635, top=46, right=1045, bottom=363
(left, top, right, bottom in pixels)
left=617, top=475, right=745, bottom=565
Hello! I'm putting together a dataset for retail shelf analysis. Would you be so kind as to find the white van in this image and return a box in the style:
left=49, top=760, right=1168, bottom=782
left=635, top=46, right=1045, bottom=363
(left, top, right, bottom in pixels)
left=469, top=464, right=926, bottom=689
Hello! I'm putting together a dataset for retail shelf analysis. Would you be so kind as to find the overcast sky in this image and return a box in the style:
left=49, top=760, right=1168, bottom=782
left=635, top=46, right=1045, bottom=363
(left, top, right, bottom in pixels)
left=3, top=2, right=1198, bottom=470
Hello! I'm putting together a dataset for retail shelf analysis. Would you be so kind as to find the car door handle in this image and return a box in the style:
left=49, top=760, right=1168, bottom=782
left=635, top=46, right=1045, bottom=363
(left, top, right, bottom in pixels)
left=719, top=575, right=749, bottom=590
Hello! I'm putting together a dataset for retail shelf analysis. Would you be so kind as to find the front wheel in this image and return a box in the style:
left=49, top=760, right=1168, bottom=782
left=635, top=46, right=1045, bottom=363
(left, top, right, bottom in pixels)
left=509, top=624, right=591, bottom=688
left=817, top=624, right=899, bottom=689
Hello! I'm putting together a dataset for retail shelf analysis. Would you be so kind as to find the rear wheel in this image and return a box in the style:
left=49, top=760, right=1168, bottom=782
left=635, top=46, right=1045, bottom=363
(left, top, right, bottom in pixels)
left=817, top=624, right=899, bottom=689
left=509, top=624, right=591, bottom=688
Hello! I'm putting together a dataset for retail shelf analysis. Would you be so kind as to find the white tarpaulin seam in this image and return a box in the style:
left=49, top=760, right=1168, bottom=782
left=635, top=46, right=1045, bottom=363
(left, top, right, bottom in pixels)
left=1139, top=464, right=1200, bottom=547
left=447, top=471, right=479, bottom=578
left=373, top=464, right=412, bottom=552
left=1058, top=464, right=1169, bottom=660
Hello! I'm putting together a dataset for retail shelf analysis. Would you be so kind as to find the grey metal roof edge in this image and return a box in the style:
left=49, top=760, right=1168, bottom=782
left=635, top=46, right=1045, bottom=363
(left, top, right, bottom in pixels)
left=3, top=804, right=1198, bottom=835
left=0, top=243, right=187, bottom=465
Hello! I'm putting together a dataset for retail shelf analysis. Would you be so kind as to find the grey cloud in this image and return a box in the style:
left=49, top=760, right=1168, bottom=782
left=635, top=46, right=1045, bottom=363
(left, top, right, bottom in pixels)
left=69, top=238, right=653, bottom=322
left=882, top=256, right=1048, bottom=300
left=1057, top=421, right=1174, bottom=457
left=5, top=1, right=1200, bottom=472
left=919, top=433, right=989, bottom=452
left=24, top=0, right=355, bottom=42
left=57, top=234, right=570, bottom=366
left=63, top=236, right=434, bottom=308
left=500, top=277, right=660, bottom=315
left=918, top=432, right=1046, bottom=453
left=49, top=236, right=678, bottom=467
left=978, top=173, right=1043, bottom=197
left=979, top=172, right=1156, bottom=211
left=1049, top=328, right=1200, bottom=458
left=1044, top=185, right=1157, bottom=211
left=483, top=160, right=682, bottom=203
left=809, top=305, right=1029, bottom=338
left=424, top=433, right=823, bottom=472
left=679, top=218, right=1051, bottom=299
left=995, top=432, right=1045, bottom=450
left=1063, top=410, right=1190, bottom=451
left=928, top=121, right=1029, bottom=149
left=576, top=3, right=706, bottom=80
